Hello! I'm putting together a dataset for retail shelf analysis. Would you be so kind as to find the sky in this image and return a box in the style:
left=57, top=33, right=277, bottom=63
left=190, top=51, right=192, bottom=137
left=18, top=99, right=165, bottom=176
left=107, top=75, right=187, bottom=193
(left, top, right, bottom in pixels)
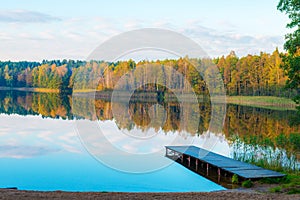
left=0, top=0, right=290, bottom=61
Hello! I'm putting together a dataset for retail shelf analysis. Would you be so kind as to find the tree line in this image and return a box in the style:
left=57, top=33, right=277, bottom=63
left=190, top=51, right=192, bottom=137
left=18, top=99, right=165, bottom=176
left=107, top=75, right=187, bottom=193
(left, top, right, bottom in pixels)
left=214, top=49, right=291, bottom=96
left=0, top=49, right=298, bottom=97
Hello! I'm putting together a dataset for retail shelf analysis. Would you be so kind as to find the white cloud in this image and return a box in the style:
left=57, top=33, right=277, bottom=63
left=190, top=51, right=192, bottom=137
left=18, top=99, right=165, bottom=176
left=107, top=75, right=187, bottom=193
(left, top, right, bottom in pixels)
left=0, top=16, right=285, bottom=61
left=0, top=32, right=12, bottom=40
left=0, top=10, right=61, bottom=23
left=180, top=22, right=285, bottom=57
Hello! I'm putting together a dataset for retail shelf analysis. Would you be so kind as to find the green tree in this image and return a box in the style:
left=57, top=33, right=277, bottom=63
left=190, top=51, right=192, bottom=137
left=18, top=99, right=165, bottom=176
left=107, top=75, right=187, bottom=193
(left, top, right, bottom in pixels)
left=277, top=0, right=300, bottom=105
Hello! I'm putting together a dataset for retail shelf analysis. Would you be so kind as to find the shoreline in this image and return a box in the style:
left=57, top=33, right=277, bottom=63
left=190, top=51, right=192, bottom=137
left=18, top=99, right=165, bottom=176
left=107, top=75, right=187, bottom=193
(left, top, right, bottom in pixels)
left=224, top=96, right=296, bottom=110
left=0, top=87, right=297, bottom=110
left=0, top=188, right=298, bottom=200
left=0, top=86, right=60, bottom=93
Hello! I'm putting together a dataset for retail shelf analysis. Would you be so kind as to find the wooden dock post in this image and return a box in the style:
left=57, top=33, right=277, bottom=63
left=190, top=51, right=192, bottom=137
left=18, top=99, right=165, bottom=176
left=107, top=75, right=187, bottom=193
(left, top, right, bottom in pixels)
left=218, top=168, right=221, bottom=183
left=206, top=163, right=209, bottom=176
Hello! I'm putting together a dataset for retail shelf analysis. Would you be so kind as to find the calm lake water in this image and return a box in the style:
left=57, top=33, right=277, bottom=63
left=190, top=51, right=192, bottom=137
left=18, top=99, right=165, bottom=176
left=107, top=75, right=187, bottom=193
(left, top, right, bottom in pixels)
left=0, top=91, right=299, bottom=192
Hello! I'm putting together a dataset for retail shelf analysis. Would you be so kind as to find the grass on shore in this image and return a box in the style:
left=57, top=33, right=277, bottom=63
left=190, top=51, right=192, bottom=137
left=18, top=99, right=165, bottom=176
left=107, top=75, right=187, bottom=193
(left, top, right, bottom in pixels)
left=225, top=96, right=296, bottom=110
left=232, top=134, right=300, bottom=194
left=260, top=172, right=300, bottom=194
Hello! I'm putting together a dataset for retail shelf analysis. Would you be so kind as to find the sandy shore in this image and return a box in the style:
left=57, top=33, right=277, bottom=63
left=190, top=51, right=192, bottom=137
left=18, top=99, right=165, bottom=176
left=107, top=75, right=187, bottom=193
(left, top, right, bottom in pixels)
left=0, top=189, right=299, bottom=200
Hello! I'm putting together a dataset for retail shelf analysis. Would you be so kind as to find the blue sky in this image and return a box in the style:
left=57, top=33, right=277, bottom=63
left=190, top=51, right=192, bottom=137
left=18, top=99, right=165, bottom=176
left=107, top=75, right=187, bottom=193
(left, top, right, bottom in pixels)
left=0, top=0, right=290, bottom=61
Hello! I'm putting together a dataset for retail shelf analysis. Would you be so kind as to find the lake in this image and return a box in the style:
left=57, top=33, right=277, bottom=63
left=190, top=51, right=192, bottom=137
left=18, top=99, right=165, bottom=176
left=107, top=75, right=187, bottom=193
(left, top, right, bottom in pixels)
left=0, top=90, right=299, bottom=192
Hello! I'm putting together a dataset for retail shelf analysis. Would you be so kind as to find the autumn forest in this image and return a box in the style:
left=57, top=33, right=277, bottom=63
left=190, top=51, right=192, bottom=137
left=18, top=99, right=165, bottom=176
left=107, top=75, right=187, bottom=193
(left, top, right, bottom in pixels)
left=0, top=49, right=298, bottom=98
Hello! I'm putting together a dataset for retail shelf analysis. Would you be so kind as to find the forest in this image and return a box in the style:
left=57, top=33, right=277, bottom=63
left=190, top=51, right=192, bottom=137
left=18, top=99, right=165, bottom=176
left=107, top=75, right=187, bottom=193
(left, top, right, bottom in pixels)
left=0, top=49, right=298, bottom=97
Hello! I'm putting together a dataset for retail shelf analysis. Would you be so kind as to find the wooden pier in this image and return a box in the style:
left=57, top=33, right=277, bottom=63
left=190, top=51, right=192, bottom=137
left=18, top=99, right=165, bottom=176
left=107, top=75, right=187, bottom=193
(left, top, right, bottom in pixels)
left=165, top=146, right=285, bottom=188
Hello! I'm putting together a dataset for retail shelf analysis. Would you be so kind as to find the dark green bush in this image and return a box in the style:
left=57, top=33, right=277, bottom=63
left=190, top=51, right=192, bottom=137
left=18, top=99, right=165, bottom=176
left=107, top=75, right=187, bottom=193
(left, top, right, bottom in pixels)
left=242, top=180, right=253, bottom=188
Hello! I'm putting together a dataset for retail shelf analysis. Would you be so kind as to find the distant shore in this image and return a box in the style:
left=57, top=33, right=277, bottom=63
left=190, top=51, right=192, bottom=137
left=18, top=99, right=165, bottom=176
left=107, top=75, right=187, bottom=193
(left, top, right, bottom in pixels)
left=0, top=87, right=60, bottom=93
left=0, top=87, right=297, bottom=110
